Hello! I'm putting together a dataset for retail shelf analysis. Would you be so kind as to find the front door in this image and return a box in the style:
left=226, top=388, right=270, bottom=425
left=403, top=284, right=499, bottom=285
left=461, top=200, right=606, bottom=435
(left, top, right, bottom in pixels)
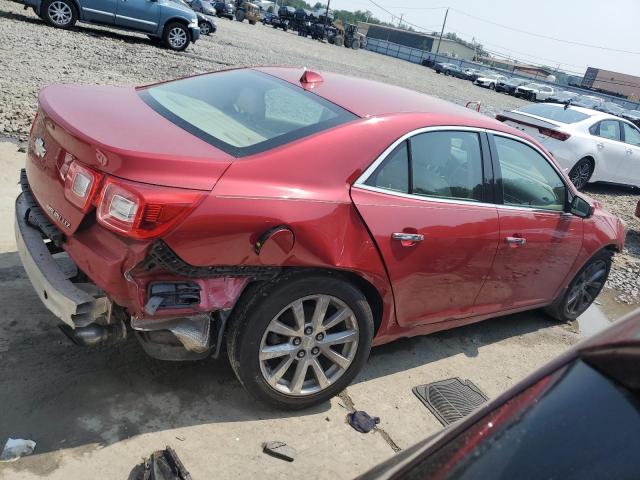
left=351, top=129, right=500, bottom=327
left=115, top=0, right=160, bottom=33
left=474, top=134, right=583, bottom=312
left=620, top=121, right=640, bottom=186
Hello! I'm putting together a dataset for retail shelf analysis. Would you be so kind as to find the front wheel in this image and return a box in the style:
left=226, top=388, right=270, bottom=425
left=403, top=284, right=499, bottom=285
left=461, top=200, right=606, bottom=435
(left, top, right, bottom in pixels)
left=227, top=273, right=374, bottom=409
left=43, top=0, right=77, bottom=28
left=163, top=22, right=190, bottom=51
left=199, top=21, right=211, bottom=35
left=489, top=83, right=496, bottom=90
left=545, top=250, right=612, bottom=322
left=351, top=39, right=360, bottom=50
left=235, top=10, right=245, bottom=21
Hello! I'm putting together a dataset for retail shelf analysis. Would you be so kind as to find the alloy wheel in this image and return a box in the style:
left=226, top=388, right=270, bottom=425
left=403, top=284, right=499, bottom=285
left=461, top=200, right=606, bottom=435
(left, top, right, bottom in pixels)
left=200, top=22, right=210, bottom=35
left=48, top=1, right=72, bottom=26
left=168, top=27, right=187, bottom=49
left=570, top=161, right=591, bottom=189
left=565, top=260, right=607, bottom=317
left=259, top=294, right=359, bottom=396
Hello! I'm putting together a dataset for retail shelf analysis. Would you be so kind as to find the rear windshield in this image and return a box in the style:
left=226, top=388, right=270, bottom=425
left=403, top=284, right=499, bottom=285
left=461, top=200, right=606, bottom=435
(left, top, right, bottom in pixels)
left=517, top=104, right=591, bottom=124
left=139, top=70, right=357, bottom=157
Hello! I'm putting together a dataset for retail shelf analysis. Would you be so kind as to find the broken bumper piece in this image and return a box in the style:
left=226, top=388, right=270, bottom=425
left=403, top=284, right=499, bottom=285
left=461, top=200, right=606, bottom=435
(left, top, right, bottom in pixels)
left=15, top=191, right=111, bottom=328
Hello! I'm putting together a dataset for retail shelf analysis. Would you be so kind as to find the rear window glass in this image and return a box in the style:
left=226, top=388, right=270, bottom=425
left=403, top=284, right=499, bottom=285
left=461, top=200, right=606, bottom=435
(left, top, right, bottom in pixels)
left=517, top=104, right=591, bottom=124
left=139, top=70, right=357, bottom=157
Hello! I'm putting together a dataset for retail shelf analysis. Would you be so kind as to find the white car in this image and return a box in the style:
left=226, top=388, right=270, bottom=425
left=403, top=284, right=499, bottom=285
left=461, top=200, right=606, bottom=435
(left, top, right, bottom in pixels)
left=497, top=103, right=640, bottom=189
left=474, top=74, right=507, bottom=90
left=515, top=83, right=555, bottom=102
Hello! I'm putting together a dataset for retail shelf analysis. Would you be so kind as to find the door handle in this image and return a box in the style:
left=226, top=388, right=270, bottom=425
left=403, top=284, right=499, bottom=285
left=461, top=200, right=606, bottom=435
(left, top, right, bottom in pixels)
left=392, top=232, right=424, bottom=243
left=506, top=236, right=527, bottom=246
left=596, top=142, right=604, bottom=149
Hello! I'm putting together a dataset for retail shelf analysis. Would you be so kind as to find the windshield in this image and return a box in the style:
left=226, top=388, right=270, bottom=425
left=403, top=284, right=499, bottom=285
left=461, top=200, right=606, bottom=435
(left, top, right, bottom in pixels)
left=139, top=70, right=357, bottom=157
left=507, top=78, right=524, bottom=85
left=517, top=104, right=591, bottom=123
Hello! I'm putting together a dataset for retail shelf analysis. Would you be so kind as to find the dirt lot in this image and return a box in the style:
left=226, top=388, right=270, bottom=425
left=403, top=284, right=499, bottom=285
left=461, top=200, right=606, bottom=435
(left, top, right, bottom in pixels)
left=0, top=2, right=638, bottom=478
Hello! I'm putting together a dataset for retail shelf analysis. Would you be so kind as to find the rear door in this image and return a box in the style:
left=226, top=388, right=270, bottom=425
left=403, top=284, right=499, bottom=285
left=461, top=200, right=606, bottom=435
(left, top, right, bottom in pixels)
left=351, top=128, right=500, bottom=327
left=474, top=133, right=583, bottom=312
left=620, top=121, right=640, bottom=186
left=589, top=119, right=628, bottom=183
left=115, top=0, right=161, bottom=32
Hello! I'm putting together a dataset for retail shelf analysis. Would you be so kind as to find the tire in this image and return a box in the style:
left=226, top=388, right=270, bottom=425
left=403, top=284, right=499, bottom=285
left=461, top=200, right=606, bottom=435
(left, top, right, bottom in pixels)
left=227, top=273, right=374, bottom=409
left=544, top=249, right=612, bottom=322
left=530, top=93, right=537, bottom=102
left=163, top=22, right=190, bottom=51
left=351, top=39, right=360, bottom=50
left=199, top=21, right=211, bottom=35
left=235, top=10, right=245, bottom=21
left=334, top=36, right=343, bottom=47
left=42, top=0, right=77, bottom=28
left=249, top=19, right=256, bottom=25
left=490, top=83, right=496, bottom=90
left=568, top=157, right=594, bottom=190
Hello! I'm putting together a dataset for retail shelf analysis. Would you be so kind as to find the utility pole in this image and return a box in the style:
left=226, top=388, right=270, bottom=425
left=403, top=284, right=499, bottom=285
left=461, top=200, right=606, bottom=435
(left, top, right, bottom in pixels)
left=435, top=7, right=449, bottom=56
left=322, top=0, right=330, bottom=41
left=398, top=13, right=403, bottom=28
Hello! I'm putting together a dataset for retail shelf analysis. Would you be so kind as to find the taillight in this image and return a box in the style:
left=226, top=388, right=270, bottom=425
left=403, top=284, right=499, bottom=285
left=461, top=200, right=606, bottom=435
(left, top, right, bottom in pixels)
left=97, top=178, right=205, bottom=240
left=538, top=127, right=571, bottom=141
left=64, top=160, right=103, bottom=212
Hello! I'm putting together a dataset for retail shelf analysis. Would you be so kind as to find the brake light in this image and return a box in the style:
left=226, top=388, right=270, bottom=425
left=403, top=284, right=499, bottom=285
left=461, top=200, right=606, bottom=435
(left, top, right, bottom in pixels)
left=64, top=160, right=103, bottom=212
left=97, top=178, right=205, bottom=240
left=538, top=127, right=571, bottom=141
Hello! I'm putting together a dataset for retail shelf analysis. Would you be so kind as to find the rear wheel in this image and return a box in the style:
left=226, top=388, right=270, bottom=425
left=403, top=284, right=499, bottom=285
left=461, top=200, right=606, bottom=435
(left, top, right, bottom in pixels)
left=163, top=22, right=190, bottom=51
left=545, top=250, right=612, bottom=322
left=489, top=82, right=496, bottom=90
left=249, top=19, right=256, bottom=25
left=235, top=10, right=245, bottom=21
left=351, top=39, right=360, bottom=50
left=334, top=36, right=343, bottom=47
left=227, top=273, right=374, bottom=409
left=43, top=0, right=77, bottom=28
left=568, top=157, right=594, bottom=190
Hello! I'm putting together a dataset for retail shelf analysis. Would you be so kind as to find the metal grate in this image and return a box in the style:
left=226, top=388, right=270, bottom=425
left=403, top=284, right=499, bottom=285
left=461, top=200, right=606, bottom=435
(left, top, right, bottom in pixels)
left=413, top=378, right=488, bottom=426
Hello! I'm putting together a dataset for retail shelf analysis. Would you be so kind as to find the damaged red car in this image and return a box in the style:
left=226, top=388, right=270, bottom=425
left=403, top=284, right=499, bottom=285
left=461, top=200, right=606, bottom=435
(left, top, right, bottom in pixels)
left=15, top=67, right=625, bottom=409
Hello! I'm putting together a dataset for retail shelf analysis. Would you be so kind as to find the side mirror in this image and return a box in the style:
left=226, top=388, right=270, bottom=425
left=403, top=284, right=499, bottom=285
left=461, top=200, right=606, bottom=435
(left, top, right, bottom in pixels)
left=570, top=195, right=593, bottom=218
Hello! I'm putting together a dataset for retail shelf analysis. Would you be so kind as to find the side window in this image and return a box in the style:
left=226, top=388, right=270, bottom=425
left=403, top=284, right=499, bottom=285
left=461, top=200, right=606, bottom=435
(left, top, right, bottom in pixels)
left=595, top=120, right=621, bottom=141
left=494, top=136, right=566, bottom=211
left=622, top=123, right=640, bottom=147
left=410, top=131, right=484, bottom=202
left=364, top=141, right=409, bottom=193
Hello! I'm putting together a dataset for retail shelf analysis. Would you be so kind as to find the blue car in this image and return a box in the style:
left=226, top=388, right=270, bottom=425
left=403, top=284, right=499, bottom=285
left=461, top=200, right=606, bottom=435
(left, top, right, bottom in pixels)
left=19, top=0, right=200, bottom=50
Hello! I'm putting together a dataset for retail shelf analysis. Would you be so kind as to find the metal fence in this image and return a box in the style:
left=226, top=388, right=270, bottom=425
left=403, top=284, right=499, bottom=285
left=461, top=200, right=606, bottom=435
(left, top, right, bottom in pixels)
left=365, top=38, right=640, bottom=110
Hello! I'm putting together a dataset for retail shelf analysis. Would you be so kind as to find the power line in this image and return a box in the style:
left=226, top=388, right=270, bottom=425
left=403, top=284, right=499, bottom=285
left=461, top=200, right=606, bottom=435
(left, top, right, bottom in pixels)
left=450, top=8, right=640, bottom=55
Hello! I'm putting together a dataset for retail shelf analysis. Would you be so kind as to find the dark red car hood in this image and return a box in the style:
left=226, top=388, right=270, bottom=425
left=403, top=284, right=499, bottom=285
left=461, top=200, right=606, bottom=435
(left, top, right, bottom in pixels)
left=38, top=84, right=234, bottom=190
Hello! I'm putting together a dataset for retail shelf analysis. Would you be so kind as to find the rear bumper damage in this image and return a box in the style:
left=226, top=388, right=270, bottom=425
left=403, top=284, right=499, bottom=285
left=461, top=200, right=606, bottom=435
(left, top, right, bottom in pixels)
left=15, top=190, right=111, bottom=328
left=15, top=170, right=262, bottom=358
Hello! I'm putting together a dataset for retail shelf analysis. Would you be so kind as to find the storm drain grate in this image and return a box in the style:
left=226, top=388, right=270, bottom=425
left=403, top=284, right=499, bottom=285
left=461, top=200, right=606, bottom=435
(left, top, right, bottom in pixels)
left=413, top=378, right=488, bottom=426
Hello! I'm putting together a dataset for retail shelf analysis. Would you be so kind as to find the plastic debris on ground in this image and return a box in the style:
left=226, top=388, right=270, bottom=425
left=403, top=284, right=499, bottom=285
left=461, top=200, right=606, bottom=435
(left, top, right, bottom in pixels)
left=347, top=410, right=380, bottom=433
left=0, top=438, right=36, bottom=462
left=262, top=441, right=296, bottom=462
left=137, top=446, right=192, bottom=480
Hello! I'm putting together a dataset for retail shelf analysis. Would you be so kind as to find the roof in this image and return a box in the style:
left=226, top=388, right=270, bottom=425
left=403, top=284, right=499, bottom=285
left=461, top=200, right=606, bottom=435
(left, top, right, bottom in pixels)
left=255, top=67, right=491, bottom=121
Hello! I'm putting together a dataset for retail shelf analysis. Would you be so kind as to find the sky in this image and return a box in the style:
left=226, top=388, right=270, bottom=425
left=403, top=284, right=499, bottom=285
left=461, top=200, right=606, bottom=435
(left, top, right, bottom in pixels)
left=327, top=0, right=640, bottom=77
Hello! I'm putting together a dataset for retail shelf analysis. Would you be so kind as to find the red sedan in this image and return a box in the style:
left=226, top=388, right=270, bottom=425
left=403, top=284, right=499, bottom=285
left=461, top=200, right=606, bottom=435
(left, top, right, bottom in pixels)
left=15, top=67, right=625, bottom=409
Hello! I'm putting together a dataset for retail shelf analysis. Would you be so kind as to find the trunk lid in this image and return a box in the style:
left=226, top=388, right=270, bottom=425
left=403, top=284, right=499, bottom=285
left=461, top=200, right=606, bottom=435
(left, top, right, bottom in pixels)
left=496, top=111, right=565, bottom=144
left=26, top=84, right=233, bottom=234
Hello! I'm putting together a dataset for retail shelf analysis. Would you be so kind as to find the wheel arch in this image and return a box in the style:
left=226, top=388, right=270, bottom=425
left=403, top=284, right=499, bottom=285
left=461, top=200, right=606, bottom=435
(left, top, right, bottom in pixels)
left=230, top=267, right=385, bottom=338
left=162, top=16, right=190, bottom=34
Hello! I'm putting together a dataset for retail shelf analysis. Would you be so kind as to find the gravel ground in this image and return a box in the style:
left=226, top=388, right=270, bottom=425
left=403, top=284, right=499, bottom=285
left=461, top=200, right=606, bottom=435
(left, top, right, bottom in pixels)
left=0, top=0, right=638, bottom=305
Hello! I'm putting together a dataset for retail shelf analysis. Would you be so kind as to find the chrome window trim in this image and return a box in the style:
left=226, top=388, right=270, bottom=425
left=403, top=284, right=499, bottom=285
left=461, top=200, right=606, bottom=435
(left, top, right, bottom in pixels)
left=354, top=125, right=571, bottom=214
left=115, top=15, right=157, bottom=26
